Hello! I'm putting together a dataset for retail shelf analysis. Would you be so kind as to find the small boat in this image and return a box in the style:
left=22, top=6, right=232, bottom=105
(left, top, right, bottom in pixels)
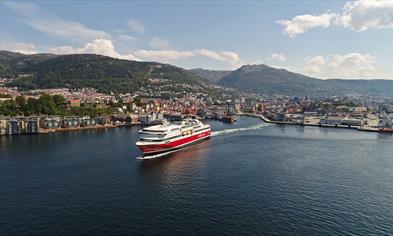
left=379, top=127, right=393, bottom=133
left=222, top=115, right=237, bottom=123
left=136, top=118, right=211, bottom=156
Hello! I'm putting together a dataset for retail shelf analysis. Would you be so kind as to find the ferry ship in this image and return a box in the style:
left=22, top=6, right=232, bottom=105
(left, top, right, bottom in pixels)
left=136, top=119, right=211, bottom=155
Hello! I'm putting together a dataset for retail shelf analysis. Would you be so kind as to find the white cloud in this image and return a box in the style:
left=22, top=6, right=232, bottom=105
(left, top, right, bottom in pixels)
left=127, top=18, right=145, bottom=33
left=328, top=53, right=376, bottom=77
left=300, top=53, right=376, bottom=78
left=3, top=1, right=109, bottom=42
left=340, top=0, right=393, bottom=31
left=47, top=39, right=241, bottom=68
left=134, top=50, right=193, bottom=62
left=48, top=39, right=139, bottom=61
left=195, top=49, right=226, bottom=61
left=135, top=48, right=242, bottom=68
left=0, top=42, right=38, bottom=54
left=305, top=56, right=326, bottom=75
left=194, top=49, right=242, bottom=68
left=270, top=52, right=287, bottom=62
left=46, top=38, right=242, bottom=69
left=278, top=0, right=393, bottom=37
left=149, top=37, right=171, bottom=49
left=116, top=34, right=137, bottom=44
left=277, top=13, right=336, bottom=38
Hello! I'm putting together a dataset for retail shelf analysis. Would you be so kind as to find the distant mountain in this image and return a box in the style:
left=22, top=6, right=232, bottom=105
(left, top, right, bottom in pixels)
left=2, top=50, right=393, bottom=97
left=189, top=68, right=231, bottom=83
left=0, top=51, right=207, bottom=94
left=323, top=79, right=393, bottom=97
left=0, top=50, right=57, bottom=76
left=217, top=64, right=393, bottom=97
left=218, top=64, right=326, bottom=96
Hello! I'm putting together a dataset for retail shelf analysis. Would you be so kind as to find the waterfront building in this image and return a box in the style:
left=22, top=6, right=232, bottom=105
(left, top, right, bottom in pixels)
left=0, top=117, right=8, bottom=135
left=64, top=116, right=80, bottom=128
left=138, top=112, right=163, bottom=125
left=320, top=116, right=343, bottom=125
left=111, top=114, right=132, bottom=124
left=355, top=107, right=368, bottom=112
left=303, top=112, right=318, bottom=116
left=97, top=116, right=109, bottom=126
left=342, top=118, right=363, bottom=127
left=26, top=118, right=40, bottom=134
left=7, top=119, right=20, bottom=135
left=69, top=99, right=81, bottom=107
left=81, top=116, right=97, bottom=127
left=42, top=116, right=61, bottom=129
left=130, top=114, right=139, bottom=124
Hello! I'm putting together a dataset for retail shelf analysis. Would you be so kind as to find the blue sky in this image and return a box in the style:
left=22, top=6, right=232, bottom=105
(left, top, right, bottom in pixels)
left=1, top=1, right=393, bottom=79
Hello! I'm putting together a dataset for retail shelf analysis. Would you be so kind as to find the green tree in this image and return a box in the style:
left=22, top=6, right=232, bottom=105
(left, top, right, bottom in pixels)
left=134, top=96, right=144, bottom=107
left=24, top=97, right=39, bottom=116
left=53, top=95, right=66, bottom=106
left=0, top=99, right=18, bottom=116
left=15, top=95, right=26, bottom=108
left=38, top=93, right=60, bottom=115
left=53, top=95, right=67, bottom=114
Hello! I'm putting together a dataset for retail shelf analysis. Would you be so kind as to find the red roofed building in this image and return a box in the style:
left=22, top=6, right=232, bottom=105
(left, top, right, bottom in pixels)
left=69, top=99, right=81, bottom=107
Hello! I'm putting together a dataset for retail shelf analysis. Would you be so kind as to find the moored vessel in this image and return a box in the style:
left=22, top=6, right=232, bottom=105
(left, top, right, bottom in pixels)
left=222, top=115, right=237, bottom=123
left=379, top=112, right=393, bottom=134
left=379, top=127, right=393, bottom=133
left=136, top=118, right=211, bottom=156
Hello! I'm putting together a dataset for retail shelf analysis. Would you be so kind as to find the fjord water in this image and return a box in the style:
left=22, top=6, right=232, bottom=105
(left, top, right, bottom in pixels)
left=1, top=117, right=393, bottom=235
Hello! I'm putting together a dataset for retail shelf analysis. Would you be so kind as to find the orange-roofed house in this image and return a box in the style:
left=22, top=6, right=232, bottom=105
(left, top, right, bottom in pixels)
left=69, top=99, right=81, bottom=107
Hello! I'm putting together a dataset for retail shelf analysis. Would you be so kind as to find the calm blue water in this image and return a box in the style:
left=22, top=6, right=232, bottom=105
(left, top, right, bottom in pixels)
left=1, top=117, right=393, bottom=235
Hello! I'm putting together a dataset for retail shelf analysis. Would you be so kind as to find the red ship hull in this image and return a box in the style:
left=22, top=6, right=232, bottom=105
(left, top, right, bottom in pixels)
left=137, top=130, right=211, bottom=154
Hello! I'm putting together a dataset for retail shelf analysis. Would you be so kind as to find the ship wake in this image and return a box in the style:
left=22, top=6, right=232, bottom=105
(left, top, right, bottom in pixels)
left=212, top=123, right=269, bottom=137
left=136, top=122, right=268, bottom=160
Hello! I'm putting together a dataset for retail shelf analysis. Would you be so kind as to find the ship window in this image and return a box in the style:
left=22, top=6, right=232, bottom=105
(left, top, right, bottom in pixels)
left=140, top=134, right=182, bottom=142
left=141, top=129, right=165, bottom=133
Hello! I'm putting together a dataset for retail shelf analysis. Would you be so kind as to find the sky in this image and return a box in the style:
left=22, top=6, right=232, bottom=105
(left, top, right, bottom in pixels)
left=0, top=0, right=393, bottom=80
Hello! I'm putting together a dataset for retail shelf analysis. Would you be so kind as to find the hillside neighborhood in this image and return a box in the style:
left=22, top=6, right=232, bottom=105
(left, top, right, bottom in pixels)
left=1, top=51, right=393, bottom=135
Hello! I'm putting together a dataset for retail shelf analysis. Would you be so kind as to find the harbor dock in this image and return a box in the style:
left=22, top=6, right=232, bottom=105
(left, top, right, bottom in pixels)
left=242, top=113, right=389, bottom=134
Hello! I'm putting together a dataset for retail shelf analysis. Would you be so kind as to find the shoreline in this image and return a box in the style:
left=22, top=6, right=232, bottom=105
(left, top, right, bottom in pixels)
left=241, top=113, right=384, bottom=133
left=1, top=122, right=143, bottom=136
left=1, top=114, right=386, bottom=136
left=52, top=124, right=135, bottom=132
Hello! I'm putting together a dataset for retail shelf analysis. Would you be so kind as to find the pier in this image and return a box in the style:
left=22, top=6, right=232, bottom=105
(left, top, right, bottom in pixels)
left=241, top=113, right=387, bottom=134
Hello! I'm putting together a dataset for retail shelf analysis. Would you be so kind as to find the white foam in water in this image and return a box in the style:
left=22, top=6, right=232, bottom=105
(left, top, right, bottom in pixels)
left=136, top=149, right=184, bottom=160
left=212, top=123, right=269, bottom=136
